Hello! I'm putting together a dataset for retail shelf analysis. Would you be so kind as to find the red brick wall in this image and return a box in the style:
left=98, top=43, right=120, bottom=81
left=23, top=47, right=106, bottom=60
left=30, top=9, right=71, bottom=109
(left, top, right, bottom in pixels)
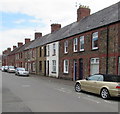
left=59, top=22, right=120, bottom=80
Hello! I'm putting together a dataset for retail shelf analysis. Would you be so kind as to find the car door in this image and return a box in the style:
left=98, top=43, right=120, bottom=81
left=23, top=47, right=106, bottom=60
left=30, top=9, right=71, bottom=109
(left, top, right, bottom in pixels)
left=83, top=75, right=102, bottom=93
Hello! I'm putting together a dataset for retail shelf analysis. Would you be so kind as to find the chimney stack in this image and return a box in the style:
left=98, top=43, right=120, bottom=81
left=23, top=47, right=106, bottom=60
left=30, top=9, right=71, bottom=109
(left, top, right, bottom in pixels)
left=7, top=48, right=11, bottom=52
left=25, top=38, right=31, bottom=44
left=51, top=24, right=61, bottom=33
left=77, top=5, right=90, bottom=22
left=18, top=42, right=23, bottom=47
left=13, top=46, right=17, bottom=50
left=35, top=32, right=42, bottom=39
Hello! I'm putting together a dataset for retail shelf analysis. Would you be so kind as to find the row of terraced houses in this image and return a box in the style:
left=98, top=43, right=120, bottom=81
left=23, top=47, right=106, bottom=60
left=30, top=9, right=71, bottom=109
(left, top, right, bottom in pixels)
left=2, top=2, right=120, bottom=80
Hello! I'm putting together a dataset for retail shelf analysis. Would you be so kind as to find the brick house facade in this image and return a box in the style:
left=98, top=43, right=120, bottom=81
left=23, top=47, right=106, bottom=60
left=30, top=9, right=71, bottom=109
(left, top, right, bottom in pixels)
left=59, top=23, right=120, bottom=80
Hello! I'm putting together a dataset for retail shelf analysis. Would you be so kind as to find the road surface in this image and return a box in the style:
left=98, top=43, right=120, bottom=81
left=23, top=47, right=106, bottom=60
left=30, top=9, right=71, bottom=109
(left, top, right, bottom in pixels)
left=2, top=71, right=120, bottom=112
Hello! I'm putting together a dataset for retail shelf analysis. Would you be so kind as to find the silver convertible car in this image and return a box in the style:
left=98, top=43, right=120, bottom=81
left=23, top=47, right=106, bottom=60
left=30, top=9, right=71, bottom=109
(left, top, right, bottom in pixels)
left=75, top=74, right=120, bottom=99
left=15, top=67, right=29, bottom=76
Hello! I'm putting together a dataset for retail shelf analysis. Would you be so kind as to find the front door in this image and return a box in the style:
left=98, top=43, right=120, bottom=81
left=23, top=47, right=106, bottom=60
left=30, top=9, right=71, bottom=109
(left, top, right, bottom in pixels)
left=79, top=59, right=83, bottom=80
left=44, top=61, right=46, bottom=76
left=73, top=60, right=77, bottom=81
left=47, top=60, right=49, bottom=76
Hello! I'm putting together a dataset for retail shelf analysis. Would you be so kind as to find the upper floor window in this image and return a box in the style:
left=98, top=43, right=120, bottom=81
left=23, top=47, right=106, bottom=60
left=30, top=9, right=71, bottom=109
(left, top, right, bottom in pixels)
left=44, top=46, right=46, bottom=57
left=73, top=38, right=78, bottom=52
left=47, top=45, right=50, bottom=56
left=64, top=60, right=69, bottom=73
left=92, top=32, right=98, bottom=50
left=39, top=47, right=42, bottom=57
left=32, top=49, right=36, bottom=58
left=80, top=36, right=84, bottom=51
left=53, top=43, right=56, bottom=55
left=64, top=40, right=68, bottom=54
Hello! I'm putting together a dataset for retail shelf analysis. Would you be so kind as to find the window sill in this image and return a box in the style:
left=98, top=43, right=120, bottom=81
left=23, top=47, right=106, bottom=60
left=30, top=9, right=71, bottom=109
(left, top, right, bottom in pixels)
left=52, top=72, right=56, bottom=74
left=73, top=51, right=78, bottom=53
left=64, top=52, right=68, bottom=55
left=92, top=48, right=99, bottom=51
left=80, top=50, right=85, bottom=52
left=63, top=73, right=69, bottom=75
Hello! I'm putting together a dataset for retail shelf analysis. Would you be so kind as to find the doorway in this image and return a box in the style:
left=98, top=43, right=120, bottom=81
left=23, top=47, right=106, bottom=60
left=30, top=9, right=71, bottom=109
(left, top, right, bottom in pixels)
left=44, top=61, right=46, bottom=76
left=79, top=58, right=83, bottom=80
left=73, top=60, right=77, bottom=81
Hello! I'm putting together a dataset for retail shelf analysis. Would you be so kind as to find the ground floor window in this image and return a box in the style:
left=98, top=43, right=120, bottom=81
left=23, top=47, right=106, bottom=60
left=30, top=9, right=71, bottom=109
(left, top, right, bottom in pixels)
left=118, top=57, right=120, bottom=75
left=52, top=60, right=56, bottom=73
left=25, top=62, right=27, bottom=70
left=64, top=60, right=69, bottom=73
left=90, top=58, right=99, bottom=75
left=32, top=62, right=35, bottom=72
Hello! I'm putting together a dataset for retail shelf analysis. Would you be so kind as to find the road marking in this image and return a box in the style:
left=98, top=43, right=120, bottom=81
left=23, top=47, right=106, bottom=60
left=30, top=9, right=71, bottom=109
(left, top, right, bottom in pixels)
left=22, top=85, right=30, bottom=87
left=76, top=92, right=81, bottom=95
left=103, top=100, right=112, bottom=104
left=83, top=97, right=100, bottom=104
left=56, top=88, right=72, bottom=94
left=78, top=96, right=81, bottom=99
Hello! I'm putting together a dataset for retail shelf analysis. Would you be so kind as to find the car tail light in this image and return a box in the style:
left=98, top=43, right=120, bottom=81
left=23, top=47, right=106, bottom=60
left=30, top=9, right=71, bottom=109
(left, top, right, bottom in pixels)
left=116, top=85, right=120, bottom=89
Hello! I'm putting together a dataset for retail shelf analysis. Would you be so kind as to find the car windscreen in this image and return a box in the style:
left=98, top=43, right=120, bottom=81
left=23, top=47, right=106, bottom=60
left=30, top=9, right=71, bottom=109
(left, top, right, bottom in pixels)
left=104, top=75, right=120, bottom=82
left=17, top=68, right=25, bottom=71
left=9, top=66, right=14, bottom=69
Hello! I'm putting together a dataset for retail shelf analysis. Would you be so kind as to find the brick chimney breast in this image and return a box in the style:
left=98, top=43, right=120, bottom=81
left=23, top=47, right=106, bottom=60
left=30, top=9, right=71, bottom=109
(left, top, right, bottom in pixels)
left=25, top=38, right=30, bottom=44
left=35, top=32, right=42, bottom=39
left=77, top=5, right=91, bottom=22
left=18, top=42, right=23, bottom=47
left=51, top=24, right=61, bottom=33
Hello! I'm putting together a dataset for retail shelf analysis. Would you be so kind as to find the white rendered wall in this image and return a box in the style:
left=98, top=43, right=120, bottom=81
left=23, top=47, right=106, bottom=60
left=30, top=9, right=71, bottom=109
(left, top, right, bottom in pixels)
left=46, top=42, right=59, bottom=78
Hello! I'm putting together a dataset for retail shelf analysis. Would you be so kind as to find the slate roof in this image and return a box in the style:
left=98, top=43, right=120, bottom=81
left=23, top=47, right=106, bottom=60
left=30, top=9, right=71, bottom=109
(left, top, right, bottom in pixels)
left=9, top=41, right=33, bottom=55
left=25, top=2, right=120, bottom=50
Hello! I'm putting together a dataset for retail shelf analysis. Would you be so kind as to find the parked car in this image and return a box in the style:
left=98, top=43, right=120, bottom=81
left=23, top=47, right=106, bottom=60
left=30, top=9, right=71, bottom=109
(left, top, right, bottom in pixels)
left=15, top=67, right=29, bottom=76
left=75, top=74, right=120, bottom=99
left=4, top=66, right=8, bottom=72
left=7, top=66, right=16, bottom=73
left=1, top=66, right=5, bottom=71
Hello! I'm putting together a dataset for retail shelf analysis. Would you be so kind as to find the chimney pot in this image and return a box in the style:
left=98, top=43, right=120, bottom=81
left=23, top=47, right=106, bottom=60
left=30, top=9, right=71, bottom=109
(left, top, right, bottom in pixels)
left=77, top=6, right=91, bottom=22
left=18, top=42, right=23, bottom=47
left=13, top=46, right=17, bottom=50
left=35, top=32, right=42, bottom=39
left=25, top=38, right=31, bottom=44
left=7, top=48, right=11, bottom=52
left=51, top=24, right=61, bottom=33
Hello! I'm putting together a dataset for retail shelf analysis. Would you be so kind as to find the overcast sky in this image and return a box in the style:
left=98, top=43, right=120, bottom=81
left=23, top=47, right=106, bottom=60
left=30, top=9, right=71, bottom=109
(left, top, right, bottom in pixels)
left=0, top=0, right=119, bottom=55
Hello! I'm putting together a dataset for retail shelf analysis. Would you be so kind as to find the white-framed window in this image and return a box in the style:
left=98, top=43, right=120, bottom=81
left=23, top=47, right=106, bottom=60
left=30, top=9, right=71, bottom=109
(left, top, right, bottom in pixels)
left=64, top=60, right=69, bottom=73
left=47, top=45, right=50, bottom=56
left=80, top=36, right=84, bottom=51
left=52, top=60, right=56, bottom=72
left=91, top=58, right=99, bottom=64
left=92, top=32, right=98, bottom=50
left=90, top=58, right=99, bottom=75
left=73, top=38, right=78, bottom=52
left=64, top=40, right=68, bottom=54
left=53, top=43, right=56, bottom=55
left=32, top=62, right=35, bottom=72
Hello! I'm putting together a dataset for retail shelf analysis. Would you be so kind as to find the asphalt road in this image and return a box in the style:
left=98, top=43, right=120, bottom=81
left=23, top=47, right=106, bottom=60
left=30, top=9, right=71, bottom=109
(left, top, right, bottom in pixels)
left=2, top=71, right=120, bottom=112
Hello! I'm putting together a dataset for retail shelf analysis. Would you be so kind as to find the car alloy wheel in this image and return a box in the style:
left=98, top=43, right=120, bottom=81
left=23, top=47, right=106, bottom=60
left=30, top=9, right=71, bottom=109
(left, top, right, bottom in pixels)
left=101, top=88, right=110, bottom=99
left=75, top=83, right=81, bottom=92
